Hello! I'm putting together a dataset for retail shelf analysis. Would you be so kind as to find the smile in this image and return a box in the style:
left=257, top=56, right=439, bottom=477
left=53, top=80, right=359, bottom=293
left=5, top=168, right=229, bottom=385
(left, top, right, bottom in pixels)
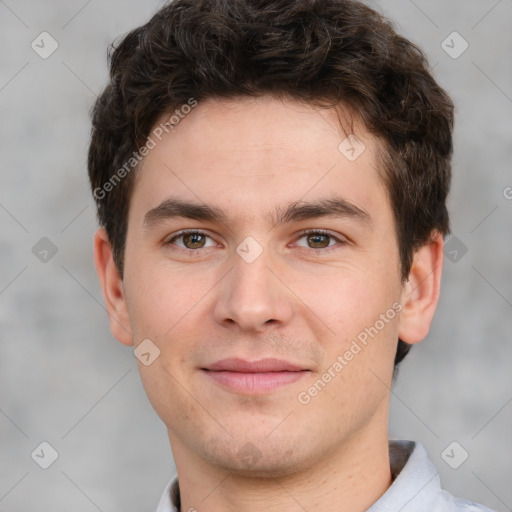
left=201, top=358, right=310, bottom=394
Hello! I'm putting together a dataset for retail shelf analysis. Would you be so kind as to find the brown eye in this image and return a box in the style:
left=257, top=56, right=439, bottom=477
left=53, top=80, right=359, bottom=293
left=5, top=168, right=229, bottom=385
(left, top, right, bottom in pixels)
left=294, top=230, right=346, bottom=252
left=166, top=230, right=215, bottom=250
left=307, top=233, right=330, bottom=248
left=182, top=232, right=207, bottom=249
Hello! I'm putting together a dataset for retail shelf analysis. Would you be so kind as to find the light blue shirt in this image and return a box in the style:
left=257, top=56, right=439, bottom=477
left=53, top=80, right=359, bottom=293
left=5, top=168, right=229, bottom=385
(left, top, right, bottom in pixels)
left=155, top=440, right=496, bottom=512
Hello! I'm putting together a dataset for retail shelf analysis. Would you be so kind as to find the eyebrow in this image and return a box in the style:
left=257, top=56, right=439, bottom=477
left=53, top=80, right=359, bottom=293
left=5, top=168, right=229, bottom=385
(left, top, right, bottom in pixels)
left=143, top=196, right=372, bottom=230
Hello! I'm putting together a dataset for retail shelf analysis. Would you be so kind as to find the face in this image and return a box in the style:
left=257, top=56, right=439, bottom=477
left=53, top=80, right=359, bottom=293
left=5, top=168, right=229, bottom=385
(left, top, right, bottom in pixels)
left=101, top=96, right=426, bottom=477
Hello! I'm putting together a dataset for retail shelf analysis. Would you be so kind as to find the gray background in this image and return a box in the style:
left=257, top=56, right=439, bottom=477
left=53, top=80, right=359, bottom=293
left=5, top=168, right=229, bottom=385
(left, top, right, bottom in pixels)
left=1, top=0, right=511, bottom=510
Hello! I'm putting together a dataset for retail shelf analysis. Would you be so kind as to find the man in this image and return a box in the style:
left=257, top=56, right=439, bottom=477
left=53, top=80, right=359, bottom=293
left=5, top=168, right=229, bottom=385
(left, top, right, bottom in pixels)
left=88, top=1, right=496, bottom=510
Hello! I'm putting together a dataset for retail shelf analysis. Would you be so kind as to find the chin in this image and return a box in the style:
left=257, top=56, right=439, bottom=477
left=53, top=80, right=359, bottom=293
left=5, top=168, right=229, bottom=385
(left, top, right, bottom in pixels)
left=199, top=433, right=318, bottom=479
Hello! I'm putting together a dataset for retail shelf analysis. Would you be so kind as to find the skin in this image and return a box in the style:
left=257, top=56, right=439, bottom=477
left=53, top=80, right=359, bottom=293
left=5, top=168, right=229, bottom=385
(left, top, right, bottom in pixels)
left=94, top=95, right=444, bottom=512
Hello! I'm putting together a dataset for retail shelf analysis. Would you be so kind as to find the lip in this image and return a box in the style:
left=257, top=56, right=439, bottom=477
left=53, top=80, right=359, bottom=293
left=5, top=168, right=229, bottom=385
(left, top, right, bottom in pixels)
left=205, top=357, right=305, bottom=372
left=202, top=358, right=309, bottom=394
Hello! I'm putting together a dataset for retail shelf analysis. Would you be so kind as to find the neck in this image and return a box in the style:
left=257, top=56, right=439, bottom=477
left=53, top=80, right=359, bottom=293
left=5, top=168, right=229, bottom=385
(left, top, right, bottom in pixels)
left=170, top=428, right=392, bottom=512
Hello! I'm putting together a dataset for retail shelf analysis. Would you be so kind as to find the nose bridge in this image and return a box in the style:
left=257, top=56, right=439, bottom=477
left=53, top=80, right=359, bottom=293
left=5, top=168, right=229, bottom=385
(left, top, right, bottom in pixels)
left=213, top=236, right=293, bottom=331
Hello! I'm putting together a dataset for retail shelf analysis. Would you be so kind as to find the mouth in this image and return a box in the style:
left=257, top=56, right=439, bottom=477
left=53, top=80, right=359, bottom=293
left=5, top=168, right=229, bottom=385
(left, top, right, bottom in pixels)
left=201, top=358, right=310, bottom=395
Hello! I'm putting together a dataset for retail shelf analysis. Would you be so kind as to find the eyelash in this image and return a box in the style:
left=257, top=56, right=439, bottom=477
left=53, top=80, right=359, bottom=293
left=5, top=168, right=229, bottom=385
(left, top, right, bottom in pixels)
left=165, top=229, right=346, bottom=254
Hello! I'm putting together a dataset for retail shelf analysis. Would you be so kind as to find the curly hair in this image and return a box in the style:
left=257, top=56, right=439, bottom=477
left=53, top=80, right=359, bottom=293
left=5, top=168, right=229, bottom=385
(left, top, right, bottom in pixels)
left=88, top=0, right=454, bottom=371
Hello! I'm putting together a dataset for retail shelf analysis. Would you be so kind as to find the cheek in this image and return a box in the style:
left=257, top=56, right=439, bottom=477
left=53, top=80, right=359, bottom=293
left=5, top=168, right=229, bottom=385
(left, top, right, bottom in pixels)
left=125, top=260, right=206, bottom=339
left=137, top=356, right=207, bottom=437
left=297, top=269, right=395, bottom=336
left=299, top=266, right=401, bottom=383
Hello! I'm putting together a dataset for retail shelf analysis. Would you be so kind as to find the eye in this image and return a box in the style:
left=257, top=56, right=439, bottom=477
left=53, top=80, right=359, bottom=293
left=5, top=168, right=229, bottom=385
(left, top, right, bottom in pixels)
left=294, top=229, right=346, bottom=251
left=165, top=230, right=217, bottom=250
left=164, top=228, right=346, bottom=254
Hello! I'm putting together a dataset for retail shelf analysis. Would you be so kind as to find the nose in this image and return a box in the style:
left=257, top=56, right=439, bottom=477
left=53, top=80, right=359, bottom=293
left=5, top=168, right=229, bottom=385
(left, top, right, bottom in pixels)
left=213, top=244, right=294, bottom=333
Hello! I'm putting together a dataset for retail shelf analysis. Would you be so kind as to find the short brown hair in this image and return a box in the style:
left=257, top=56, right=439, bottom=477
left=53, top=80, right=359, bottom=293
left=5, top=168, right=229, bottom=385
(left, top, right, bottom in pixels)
left=88, top=0, right=454, bottom=370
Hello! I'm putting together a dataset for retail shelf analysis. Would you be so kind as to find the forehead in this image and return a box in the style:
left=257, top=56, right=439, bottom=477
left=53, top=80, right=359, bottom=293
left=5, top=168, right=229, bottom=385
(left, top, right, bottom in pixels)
left=128, top=96, right=390, bottom=228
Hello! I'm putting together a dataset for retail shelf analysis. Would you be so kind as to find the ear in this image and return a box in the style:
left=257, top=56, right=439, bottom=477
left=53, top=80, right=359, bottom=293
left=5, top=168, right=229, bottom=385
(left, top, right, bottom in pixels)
left=398, top=232, right=444, bottom=345
left=93, top=227, right=133, bottom=346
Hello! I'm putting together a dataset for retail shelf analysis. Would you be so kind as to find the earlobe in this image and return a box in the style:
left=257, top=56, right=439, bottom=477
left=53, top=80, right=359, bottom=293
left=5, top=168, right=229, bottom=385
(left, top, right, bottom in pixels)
left=398, top=232, right=444, bottom=345
left=93, top=227, right=133, bottom=346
